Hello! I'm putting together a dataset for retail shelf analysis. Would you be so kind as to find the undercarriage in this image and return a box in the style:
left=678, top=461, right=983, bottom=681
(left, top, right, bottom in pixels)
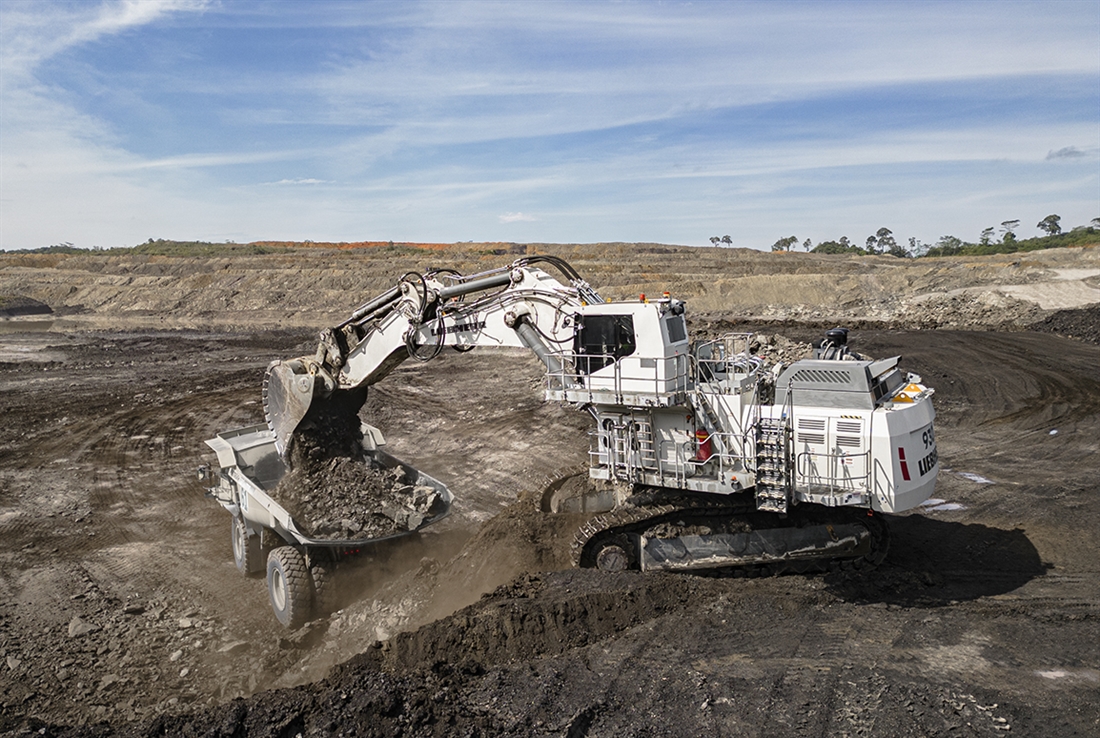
left=572, top=487, right=890, bottom=575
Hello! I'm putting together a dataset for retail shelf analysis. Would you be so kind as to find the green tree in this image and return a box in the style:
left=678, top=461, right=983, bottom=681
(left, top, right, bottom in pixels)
left=812, top=239, right=865, bottom=255
left=709, top=236, right=721, bottom=246
left=938, top=236, right=962, bottom=254
left=1037, top=214, right=1062, bottom=236
left=875, top=227, right=898, bottom=255
left=980, top=227, right=995, bottom=245
left=1000, top=220, right=1020, bottom=244
left=771, top=236, right=798, bottom=252
left=721, top=235, right=732, bottom=246
left=803, top=238, right=813, bottom=251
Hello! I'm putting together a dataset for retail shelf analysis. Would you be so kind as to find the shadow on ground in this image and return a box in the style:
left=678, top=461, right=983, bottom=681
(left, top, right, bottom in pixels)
left=825, top=514, right=1045, bottom=606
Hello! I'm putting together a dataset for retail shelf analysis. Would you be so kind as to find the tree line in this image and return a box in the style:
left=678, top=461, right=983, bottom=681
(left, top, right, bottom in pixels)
left=753, top=215, right=1100, bottom=258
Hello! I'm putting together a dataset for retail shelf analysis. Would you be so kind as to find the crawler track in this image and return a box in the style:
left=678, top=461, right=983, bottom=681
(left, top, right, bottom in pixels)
left=572, top=488, right=890, bottom=575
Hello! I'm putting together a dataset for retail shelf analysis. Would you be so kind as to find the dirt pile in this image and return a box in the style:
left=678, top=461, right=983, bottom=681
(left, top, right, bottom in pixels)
left=273, top=393, right=444, bottom=539
left=901, top=289, right=1045, bottom=330
left=750, top=332, right=815, bottom=364
left=276, top=457, right=443, bottom=539
left=0, top=295, right=52, bottom=318
left=1028, top=304, right=1100, bottom=344
left=276, top=484, right=592, bottom=689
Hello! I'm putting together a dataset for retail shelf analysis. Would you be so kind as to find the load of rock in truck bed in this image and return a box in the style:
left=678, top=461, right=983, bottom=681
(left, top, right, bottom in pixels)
left=268, top=401, right=445, bottom=540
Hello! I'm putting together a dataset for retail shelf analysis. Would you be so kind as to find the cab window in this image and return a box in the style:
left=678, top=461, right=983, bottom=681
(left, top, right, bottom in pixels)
left=574, top=314, right=636, bottom=374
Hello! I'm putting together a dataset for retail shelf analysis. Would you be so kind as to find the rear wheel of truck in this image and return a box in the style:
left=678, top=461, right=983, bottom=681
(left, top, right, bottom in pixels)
left=232, top=516, right=263, bottom=576
left=267, top=547, right=312, bottom=629
left=310, top=565, right=336, bottom=617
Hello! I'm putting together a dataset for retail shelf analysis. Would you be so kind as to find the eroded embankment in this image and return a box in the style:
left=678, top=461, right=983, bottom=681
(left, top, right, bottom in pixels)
left=2, top=244, right=1097, bottom=333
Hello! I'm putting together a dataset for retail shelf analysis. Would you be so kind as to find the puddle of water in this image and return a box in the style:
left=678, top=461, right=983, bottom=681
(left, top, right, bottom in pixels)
left=955, top=471, right=995, bottom=484
left=0, top=319, right=56, bottom=334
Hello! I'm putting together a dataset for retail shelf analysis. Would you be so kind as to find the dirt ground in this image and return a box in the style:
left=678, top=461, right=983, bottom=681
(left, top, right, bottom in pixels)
left=1, top=248, right=1098, bottom=736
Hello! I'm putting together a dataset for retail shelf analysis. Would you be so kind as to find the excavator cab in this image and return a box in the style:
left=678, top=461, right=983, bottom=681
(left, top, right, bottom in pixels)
left=572, top=313, right=637, bottom=375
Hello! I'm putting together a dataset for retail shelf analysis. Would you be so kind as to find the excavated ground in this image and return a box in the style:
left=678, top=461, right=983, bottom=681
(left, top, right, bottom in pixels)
left=0, top=320, right=1096, bottom=737
left=0, top=247, right=1098, bottom=736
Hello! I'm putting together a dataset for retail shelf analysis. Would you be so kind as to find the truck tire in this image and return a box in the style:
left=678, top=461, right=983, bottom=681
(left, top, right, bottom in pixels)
left=231, top=517, right=263, bottom=576
left=310, top=565, right=336, bottom=617
left=266, top=547, right=312, bottom=629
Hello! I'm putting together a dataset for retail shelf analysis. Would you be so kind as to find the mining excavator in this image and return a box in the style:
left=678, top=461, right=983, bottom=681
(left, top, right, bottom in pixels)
left=259, top=256, right=938, bottom=579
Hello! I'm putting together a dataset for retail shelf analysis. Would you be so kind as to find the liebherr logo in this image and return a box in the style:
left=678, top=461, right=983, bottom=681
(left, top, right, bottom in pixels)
left=918, top=448, right=937, bottom=476
left=917, top=425, right=937, bottom=477
left=431, top=320, right=485, bottom=336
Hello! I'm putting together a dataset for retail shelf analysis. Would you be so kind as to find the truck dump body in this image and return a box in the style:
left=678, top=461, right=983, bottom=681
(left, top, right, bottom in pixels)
left=205, top=423, right=453, bottom=547
left=204, top=423, right=453, bottom=628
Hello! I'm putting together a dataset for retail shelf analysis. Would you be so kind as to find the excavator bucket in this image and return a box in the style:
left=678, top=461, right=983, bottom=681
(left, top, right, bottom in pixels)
left=262, top=359, right=317, bottom=459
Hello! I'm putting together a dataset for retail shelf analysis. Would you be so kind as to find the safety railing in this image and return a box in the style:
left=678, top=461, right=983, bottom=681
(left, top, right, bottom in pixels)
left=681, top=430, right=753, bottom=479
left=589, top=427, right=752, bottom=488
left=546, top=350, right=692, bottom=405
left=795, top=449, right=872, bottom=496
left=691, top=333, right=761, bottom=388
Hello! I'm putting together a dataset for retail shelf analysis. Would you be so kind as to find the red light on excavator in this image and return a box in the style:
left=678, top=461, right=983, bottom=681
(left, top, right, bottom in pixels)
left=898, top=447, right=911, bottom=481
left=639, top=293, right=645, bottom=302
left=663, top=291, right=670, bottom=299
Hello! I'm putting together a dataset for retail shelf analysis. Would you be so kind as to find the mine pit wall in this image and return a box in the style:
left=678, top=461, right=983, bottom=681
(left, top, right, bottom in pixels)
left=1, top=243, right=1096, bottom=333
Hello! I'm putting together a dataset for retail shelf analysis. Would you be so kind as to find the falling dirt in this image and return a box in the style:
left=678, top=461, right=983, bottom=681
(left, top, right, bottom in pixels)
left=272, top=392, right=444, bottom=539
left=0, top=246, right=1098, bottom=736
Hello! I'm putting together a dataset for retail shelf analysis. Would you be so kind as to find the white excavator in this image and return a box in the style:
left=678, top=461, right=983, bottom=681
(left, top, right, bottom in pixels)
left=260, top=256, right=938, bottom=577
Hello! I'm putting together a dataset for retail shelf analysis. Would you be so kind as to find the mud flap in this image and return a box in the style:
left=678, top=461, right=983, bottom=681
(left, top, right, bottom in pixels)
left=639, top=522, right=870, bottom=572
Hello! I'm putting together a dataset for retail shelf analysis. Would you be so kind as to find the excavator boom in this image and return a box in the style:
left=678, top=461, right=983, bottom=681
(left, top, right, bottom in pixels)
left=262, top=258, right=595, bottom=464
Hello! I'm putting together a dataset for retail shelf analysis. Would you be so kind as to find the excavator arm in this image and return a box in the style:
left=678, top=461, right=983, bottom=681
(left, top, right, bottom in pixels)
left=263, top=257, right=599, bottom=463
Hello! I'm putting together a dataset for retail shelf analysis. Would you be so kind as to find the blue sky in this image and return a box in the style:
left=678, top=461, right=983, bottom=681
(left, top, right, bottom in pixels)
left=2, top=0, right=1097, bottom=251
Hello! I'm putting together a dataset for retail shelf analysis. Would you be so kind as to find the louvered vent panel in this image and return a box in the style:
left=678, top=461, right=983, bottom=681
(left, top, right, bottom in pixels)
left=836, top=435, right=862, bottom=448
left=798, top=418, right=826, bottom=430
left=836, top=421, right=862, bottom=434
left=792, top=369, right=851, bottom=384
left=798, top=433, right=826, bottom=445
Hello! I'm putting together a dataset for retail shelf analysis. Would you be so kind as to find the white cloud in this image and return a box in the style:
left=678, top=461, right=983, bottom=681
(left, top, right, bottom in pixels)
left=498, top=212, right=537, bottom=223
left=1, top=1, right=1097, bottom=250
left=263, top=178, right=332, bottom=186
left=1, top=0, right=209, bottom=78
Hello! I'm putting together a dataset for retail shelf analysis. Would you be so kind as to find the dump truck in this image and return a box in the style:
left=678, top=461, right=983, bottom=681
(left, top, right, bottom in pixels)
left=202, top=421, right=452, bottom=627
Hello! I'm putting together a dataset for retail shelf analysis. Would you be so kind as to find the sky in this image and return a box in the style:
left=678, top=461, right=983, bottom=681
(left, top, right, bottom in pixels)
left=1, top=0, right=1098, bottom=251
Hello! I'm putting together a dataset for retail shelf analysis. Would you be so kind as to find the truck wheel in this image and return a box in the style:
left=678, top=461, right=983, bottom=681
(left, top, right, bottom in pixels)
left=267, top=547, right=312, bottom=629
left=310, top=565, right=336, bottom=617
left=231, top=517, right=263, bottom=576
